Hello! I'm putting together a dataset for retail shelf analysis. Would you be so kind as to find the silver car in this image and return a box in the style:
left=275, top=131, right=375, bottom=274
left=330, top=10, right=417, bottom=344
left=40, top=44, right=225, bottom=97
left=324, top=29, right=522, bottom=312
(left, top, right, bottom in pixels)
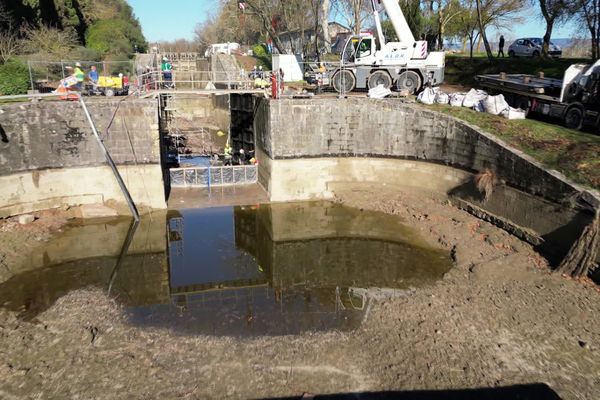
left=508, top=38, right=562, bottom=58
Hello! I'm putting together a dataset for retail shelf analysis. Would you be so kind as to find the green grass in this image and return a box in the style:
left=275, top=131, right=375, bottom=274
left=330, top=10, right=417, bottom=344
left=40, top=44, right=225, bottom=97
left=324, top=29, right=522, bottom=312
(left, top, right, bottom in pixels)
left=445, top=54, right=591, bottom=86
left=428, top=104, right=600, bottom=190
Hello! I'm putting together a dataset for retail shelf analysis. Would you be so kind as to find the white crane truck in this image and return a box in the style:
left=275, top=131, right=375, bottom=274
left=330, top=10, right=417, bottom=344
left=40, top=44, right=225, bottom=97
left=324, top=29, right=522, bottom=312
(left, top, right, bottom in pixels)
left=331, top=0, right=445, bottom=94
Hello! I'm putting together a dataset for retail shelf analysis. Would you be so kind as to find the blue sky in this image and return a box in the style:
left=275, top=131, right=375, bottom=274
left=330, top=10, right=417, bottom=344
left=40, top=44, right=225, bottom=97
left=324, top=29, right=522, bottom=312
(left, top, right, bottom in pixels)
left=127, top=0, right=220, bottom=43
left=127, top=1, right=580, bottom=43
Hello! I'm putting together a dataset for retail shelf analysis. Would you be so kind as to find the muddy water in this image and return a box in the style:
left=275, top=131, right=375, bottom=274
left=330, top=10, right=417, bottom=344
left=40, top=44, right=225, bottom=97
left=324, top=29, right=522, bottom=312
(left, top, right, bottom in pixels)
left=0, top=202, right=453, bottom=336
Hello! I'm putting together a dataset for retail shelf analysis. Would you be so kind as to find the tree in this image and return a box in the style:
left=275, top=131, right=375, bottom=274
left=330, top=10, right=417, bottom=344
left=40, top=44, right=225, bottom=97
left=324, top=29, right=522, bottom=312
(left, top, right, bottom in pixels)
left=0, top=59, right=30, bottom=95
left=575, top=0, right=600, bottom=59
left=536, top=0, right=574, bottom=57
left=400, top=0, right=427, bottom=40
left=21, top=24, right=78, bottom=59
left=475, top=0, right=494, bottom=60
left=320, top=0, right=331, bottom=52
left=429, top=0, right=464, bottom=50
left=86, top=18, right=146, bottom=56
left=238, top=0, right=289, bottom=54
left=0, top=30, right=20, bottom=63
left=332, top=0, right=370, bottom=34
left=471, top=0, right=525, bottom=59
left=453, top=0, right=480, bottom=57
left=0, top=5, right=19, bottom=63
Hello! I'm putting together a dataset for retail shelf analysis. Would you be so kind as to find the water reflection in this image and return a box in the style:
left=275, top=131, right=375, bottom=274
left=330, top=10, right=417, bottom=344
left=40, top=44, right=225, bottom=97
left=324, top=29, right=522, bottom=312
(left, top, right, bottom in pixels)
left=0, top=202, right=453, bottom=336
left=129, top=203, right=453, bottom=336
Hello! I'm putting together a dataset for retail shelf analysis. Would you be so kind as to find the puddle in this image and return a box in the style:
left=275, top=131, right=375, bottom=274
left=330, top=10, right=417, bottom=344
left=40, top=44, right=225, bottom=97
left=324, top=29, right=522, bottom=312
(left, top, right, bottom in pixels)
left=0, top=202, right=453, bottom=336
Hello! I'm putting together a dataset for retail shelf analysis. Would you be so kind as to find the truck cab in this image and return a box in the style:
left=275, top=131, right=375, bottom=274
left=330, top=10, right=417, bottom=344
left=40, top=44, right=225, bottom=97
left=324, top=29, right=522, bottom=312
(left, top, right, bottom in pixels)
left=342, top=35, right=377, bottom=65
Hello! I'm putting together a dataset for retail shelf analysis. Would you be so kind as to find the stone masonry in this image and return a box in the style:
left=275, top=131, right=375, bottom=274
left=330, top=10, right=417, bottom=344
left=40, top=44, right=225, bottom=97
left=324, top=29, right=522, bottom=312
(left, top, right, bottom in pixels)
left=0, top=99, right=160, bottom=173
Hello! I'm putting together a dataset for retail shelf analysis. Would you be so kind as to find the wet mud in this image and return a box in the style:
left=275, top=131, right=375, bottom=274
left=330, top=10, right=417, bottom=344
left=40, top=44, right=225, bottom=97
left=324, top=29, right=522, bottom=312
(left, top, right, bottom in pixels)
left=0, top=187, right=599, bottom=399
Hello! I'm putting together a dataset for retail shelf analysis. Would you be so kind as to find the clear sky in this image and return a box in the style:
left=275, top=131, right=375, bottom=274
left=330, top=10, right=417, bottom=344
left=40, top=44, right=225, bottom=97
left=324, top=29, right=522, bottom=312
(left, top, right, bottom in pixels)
left=127, top=0, right=220, bottom=43
left=127, top=1, right=581, bottom=43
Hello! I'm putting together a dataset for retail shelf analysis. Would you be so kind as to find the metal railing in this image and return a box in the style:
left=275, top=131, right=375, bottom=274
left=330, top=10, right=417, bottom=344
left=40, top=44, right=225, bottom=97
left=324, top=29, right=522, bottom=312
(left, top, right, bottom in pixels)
left=135, top=69, right=272, bottom=95
left=170, top=165, right=258, bottom=188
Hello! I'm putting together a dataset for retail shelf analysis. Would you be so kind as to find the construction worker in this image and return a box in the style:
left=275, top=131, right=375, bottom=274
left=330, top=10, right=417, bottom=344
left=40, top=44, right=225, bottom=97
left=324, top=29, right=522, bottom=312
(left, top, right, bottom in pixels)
left=161, top=57, right=173, bottom=88
left=238, top=148, right=247, bottom=165
left=73, top=62, right=85, bottom=90
left=87, top=65, right=99, bottom=86
left=224, top=143, right=233, bottom=166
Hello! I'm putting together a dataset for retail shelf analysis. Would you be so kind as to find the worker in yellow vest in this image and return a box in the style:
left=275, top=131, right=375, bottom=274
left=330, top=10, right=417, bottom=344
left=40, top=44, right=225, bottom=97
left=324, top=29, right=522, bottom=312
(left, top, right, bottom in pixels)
left=73, top=62, right=85, bottom=90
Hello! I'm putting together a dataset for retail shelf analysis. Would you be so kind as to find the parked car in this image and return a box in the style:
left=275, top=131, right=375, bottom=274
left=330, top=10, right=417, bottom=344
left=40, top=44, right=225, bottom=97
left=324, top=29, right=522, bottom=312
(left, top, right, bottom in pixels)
left=508, top=38, right=562, bottom=58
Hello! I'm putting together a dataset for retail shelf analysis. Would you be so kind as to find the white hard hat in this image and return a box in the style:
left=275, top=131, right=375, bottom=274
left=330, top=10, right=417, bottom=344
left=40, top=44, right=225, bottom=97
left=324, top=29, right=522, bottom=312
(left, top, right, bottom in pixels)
left=259, top=66, right=263, bottom=70
left=163, top=57, right=168, bottom=61
left=119, top=73, right=123, bottom=77
left=240, top=149, right=245, bottom=154
left=75, top=62, right=81, bottom=67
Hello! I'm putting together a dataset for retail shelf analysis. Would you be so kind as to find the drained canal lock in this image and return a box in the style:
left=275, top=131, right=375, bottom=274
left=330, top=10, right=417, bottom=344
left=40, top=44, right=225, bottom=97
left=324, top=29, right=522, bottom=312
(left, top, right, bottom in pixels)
left=0, top=202, right=453, bottom=336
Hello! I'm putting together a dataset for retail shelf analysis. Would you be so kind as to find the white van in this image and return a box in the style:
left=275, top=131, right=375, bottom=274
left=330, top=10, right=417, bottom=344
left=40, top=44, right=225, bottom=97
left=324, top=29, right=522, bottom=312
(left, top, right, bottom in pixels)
left=204, top=43, right=241, bottom=57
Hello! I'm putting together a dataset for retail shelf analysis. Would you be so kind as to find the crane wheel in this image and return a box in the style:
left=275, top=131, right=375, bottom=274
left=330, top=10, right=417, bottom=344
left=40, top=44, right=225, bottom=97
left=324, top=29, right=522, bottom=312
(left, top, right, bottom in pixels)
left=332, top=70, right=356, bottom=93
left=368, top=71, right=393, bottom=90
left=564, top=104, right=584, bottom=130
left=396, top=71, right=422, bottom=94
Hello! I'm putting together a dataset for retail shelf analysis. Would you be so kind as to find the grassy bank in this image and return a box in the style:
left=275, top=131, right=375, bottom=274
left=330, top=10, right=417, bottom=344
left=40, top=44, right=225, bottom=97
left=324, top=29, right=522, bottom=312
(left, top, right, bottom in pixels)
left=445, top=54, right=590, bottom=86
left=427, top=104, right=600, bottom=190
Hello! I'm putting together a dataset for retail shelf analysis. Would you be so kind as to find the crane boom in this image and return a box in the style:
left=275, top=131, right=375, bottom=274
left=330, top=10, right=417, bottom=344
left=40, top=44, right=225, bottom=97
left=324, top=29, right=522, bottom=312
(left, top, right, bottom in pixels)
left=379, top=0, right=415, bottom=46
left=370, top=0, right=386, bottom=48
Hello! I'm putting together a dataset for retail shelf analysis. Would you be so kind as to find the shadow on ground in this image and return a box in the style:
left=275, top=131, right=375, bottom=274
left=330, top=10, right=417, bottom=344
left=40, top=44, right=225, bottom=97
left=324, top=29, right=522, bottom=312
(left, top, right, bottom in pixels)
left=261, top=383, right=561, bottom=400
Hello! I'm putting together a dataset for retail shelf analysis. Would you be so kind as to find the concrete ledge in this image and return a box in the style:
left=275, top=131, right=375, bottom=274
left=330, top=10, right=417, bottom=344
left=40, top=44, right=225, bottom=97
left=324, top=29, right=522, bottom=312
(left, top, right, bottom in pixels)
left=258, top=149, right=471, bottom=202
left=0, top=165, right=166, bottom=218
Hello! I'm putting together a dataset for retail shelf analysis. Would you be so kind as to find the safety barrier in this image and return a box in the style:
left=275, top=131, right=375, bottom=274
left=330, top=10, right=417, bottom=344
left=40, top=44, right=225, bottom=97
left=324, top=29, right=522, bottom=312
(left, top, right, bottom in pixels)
left=170, top=165, right=258, bottom=188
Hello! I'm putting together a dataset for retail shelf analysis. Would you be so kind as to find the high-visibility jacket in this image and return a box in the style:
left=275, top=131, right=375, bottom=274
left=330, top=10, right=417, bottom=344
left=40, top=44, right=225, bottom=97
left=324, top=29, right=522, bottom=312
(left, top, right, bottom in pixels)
left=74, top=67, right=85, bottom=82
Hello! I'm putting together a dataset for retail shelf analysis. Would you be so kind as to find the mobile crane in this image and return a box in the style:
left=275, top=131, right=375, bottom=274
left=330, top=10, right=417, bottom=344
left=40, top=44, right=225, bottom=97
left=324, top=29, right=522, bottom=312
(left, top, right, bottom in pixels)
left=331, top=0, right=445, bottom=94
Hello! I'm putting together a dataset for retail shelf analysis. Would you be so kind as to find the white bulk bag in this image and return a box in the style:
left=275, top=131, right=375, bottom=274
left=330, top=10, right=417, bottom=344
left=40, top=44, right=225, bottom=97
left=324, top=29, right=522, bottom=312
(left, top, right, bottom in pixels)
left=449, top=93, right=466, bottom=107
left=502, top=107, right=527, bottom=120
left=368, top=84, right=392, bottom=99
left=462, top=88, right=488, bottom=108
left=417, top=87, right=438, bottom=105
left=483, top=94, right=510, bottom=116
left=435, top=91, right=449, bottom=104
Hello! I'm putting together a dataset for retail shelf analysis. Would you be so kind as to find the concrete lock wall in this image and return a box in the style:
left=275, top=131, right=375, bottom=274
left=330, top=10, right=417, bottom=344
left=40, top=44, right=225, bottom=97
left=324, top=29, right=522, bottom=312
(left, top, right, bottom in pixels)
left=0, top=99, right=166, bottom=217
left=255, top=98, right=600, bottom=261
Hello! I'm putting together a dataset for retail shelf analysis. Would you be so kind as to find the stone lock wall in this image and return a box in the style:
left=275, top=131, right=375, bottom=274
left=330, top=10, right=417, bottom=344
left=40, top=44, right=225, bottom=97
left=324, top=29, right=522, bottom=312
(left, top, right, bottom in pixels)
left=0, top=98, right=166, bottom=217
left=257, top=98, right=587, bottom=205
left=255, top=97, right=600, bottom=263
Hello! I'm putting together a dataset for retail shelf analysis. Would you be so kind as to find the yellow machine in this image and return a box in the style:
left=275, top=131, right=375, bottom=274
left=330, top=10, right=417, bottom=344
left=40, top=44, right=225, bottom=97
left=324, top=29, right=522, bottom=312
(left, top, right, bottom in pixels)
left=86, top=75, right=129, bottom=96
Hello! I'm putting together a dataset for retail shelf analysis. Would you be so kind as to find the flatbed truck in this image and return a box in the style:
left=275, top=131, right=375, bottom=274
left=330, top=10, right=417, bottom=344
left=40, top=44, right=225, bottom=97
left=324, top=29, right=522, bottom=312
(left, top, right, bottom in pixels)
left=476, top=60, right=600, bottom=131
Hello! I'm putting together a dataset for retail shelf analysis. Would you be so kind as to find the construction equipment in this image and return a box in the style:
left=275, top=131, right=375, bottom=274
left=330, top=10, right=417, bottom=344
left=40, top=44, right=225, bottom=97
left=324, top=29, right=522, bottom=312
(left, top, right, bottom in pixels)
left=85, top=75, right=129, bottom=97
left=476, top=59, right=600, bottom=130
left=331, top=0, right=445, bottom=94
